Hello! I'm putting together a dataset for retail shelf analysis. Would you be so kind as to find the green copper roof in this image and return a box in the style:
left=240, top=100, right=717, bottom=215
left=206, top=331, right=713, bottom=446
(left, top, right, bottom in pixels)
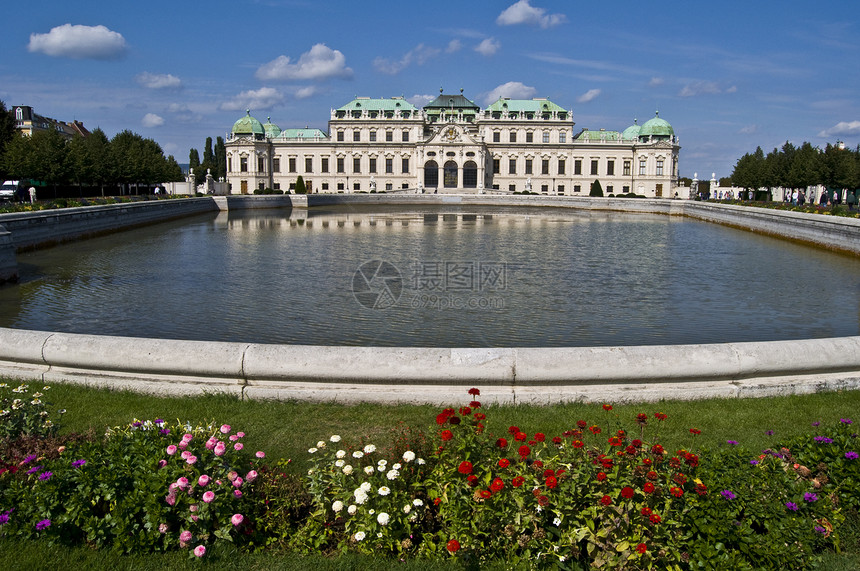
left=232, top=110, right=265, bottom=135
left=621, top=120, right=641, bottom=140
left=276, top=128, right=327, bottom=140
left=262, top=117, right=281, bottom=138
left=638, top=112, right=674, bottom=139
left=485, top=97, right=566, bottom=113
left=575, top=129, right=622, bottom=142
left=423, top=91, right=481, bottom=112
left=337, top=97, right=417, bottom=112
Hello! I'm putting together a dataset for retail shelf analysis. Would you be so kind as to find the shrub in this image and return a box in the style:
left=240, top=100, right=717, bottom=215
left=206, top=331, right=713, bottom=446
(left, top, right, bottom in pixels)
left=590, top=180, right=604, bottom=197
left=0, top=383, right=63, bottom=440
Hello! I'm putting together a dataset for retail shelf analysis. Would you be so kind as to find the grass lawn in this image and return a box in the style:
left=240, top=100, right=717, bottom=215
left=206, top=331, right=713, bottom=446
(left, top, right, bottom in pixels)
left=3, top=381, right=859, bottom=569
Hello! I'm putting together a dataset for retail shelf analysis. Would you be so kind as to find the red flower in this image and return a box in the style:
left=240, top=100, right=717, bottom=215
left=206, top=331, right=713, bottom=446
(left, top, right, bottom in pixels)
left=436, top=413, right=449, bottom=425
left=636, top=413, right=648, bottom=425
left=590, top=426, right=602, bottom=435
left=696, top=483, right=708, bottom=496
left=542, top=468, right=554, bottom=478
left=670, top=486, right=684, bottom=498
left=490, top=478, right=505, bottom=493
left=625, top=445, right=638, bottom=456
left=458, top=461, right=473, bottom=475
left=518, top=445, right=531, bottom=458
left=684, top=452, right=700, bottom=467
left=474, top=413, right=486, bottom=421
left=479, top=489, right=492, bottom=499
left=649, top=513, right=662, bottom=525
left=533, top=460, right=543, bottom=468
left=596, top=471, right=607, bottom=481
left=636, top=543, right=647, bottom=554
left=545, top=475, right=558, bottom=489
left=603, top=404, right=613, bottom=411
left=535, top=433, right=546, bottom=442
left=609, top=437, right=623, bottom=447
left=467, top=474, right=478, bottom=486
left=643, top=482, right=655, bottom=494
left=532, top=488, right=542, bottom=497
left=552, top=436, right=562, bottom=445
left=673, top=473, right=688, bottom=485
left=441, top=430, right=453, bottom=441
left=468, top=388, right=480, bottom=396
left=512, top=476, right=525, bottom=488
left=641, top=506, right=652, bottom=516
left=654, top=412, right=667, bottom=421
left=646, top=470, right=659, bottom=481
left=631, top=439, right=643, bottom=447
left=650, top=444, right=664, bottom=455
left=572, top=440, right=584, bottom=449
left=621, top=486, right=635, bottom=499
left=447, top=539, right=461, bottom=552
left=689, top=428, right=701, bottom=436
left=498, top=458, right=510, bottom=468
left=600, top=495, right=612, bottom=506
left=538, top=495, right=549, bottom=506
left=469, top=401, right=481, bottom=409
left=449, top=416, right=461, bottom=425
left=508, top=425, right=520, bottom=435
left=459, top=407, right=472, bottom=416
left=515, top=432, right=527, bottom=442
left=434, top=497, right=441, bottom=505
left=496, top=437, right=508, bottom=448
left=669, top=457, right=681, bottom=469
left=576, top=420, right=587, bottom=429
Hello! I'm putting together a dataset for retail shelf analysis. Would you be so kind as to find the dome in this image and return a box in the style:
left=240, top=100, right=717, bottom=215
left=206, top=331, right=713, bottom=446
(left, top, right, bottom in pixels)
left=638, top=112, right=674, bottom=141
left=232, top=110, right=265, bottom=136
left=621, top=119, right=641, bottom=141
left=262, top=116, right=281, bottom=138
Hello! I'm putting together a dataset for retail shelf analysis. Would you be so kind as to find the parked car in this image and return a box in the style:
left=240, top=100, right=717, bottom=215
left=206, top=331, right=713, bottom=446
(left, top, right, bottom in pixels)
left=0, top=181, right=22, bottom=201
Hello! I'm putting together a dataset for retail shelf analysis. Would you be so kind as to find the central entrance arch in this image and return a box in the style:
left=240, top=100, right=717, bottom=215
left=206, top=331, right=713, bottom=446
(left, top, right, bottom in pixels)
left=444, top=161, right=458, bottom=188
left=424, top=160, right=438, bottom=189
left=463, top=161, right=477, bottom=188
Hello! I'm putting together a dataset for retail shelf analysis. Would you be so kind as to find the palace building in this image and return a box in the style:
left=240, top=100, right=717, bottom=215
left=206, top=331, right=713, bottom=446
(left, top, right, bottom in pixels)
left=224, top=89, right=680, bottom=197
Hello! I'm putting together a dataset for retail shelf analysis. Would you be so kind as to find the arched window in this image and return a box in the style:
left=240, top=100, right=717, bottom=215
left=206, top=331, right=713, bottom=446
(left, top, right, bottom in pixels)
left=444, top=161, right=458, bottom=188
left=424, top=160, right=439, bottom=188
left=15, top=107, right=23, bottom=120
left=463, top=161, right=477, bottom=188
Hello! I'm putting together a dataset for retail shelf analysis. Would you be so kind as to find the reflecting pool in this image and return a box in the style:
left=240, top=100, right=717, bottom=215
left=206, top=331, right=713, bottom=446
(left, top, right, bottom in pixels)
left=1, top=205, right=858, bottom=347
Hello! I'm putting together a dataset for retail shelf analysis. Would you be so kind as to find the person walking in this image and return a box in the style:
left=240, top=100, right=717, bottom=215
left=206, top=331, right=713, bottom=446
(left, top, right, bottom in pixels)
left=848, top=191, right=856, bottom=211
left=28, top=186, right=36, bottom=204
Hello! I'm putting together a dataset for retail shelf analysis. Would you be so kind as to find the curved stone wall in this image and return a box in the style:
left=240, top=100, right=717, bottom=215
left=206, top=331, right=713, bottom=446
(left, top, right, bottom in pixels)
left=0, top=195, right=858, bottom=404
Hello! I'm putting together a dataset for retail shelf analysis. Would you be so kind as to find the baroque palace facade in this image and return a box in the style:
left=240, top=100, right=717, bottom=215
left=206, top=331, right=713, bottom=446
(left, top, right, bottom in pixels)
left=225, top=90, right=680, bottom=197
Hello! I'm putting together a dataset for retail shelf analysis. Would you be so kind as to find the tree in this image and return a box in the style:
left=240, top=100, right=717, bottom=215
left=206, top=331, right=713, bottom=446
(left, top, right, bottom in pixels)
left=214, top=136, right=226, bottom=180
left=28, top=129, right=70, bottom=193
left=589, top=179, right=603, bottom=197
left=0, top=100, right=16, bottom=181
left=295, top=175, right=306, bottom=194
left=189, top=148, right=201, bottom=185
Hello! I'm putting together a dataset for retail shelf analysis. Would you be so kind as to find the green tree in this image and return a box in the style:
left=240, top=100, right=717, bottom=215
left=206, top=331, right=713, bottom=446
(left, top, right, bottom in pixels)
left=214, top=136, right=226, bottom=180
left=295, top=175, right=306, bottom=194
left=27, top=129, right=70, bottom=194
left=163, top=155, right=183, bottom=182
left=589, top=179, right=603, bottom=197
left=0, top=100, right=17, bottom=181
left=189, top=148, right=201, bottom=185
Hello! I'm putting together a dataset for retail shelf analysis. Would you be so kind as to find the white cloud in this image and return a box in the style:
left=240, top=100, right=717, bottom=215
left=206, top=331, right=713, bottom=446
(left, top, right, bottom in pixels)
left=28, top=24, right=127, bottom=60
left=373, top=44, right=441, bottom=75
left=219, top=87, right=285, bottom=112
left=407, top=94, right=436, bottom=107
left=135, top=72, right=182, bottom=89
left=679, top=81, right=727, bottom=97
left=497, top=0, right=567, bottom=29
left=446, top=39, right=463, bottom=53
left=649, top=77, right=664, bottom=87
left=255, top=44, right=353, bottom=81
left=739, top=124, right=758, bottom=135
left=577, top=89, right=601, bottom=103
left=141, top=113, right=164, bottom=128
left=294, top=85, right=321, bottom=100
left=818, top=120, right=860, bottom=138
left=483, top=82, right=538, bottom=105
left=475, top=38, right=501, bottom=56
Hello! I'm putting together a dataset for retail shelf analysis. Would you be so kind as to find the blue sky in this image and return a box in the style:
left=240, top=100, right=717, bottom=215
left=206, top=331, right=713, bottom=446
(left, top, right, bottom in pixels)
left=1, top=0, right=858, bottom=179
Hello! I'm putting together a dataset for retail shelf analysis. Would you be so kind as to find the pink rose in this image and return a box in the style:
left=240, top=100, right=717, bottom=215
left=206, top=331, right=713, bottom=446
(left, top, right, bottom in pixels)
left=194, top=545, right=206, bottom=557
left=176, top=477, right=189, bottom=489
left=190, top=504, right=198, bottom=512
left=185, top=455, right=197, bottom=465
left=234, top=442, right=244, bottom=451
left=205, top=437, right=218, bottom=450
left=180, top=530, right=192, bottom=542
left=232, top=476, right=244, bottom=488
left=246, top=470, right=258, bottom=483
left=158, top=523, right=169, bottom=534
left=233, top=489, right=243, bottom=498
left=213, top=442, right=226, bottom=457
left=181, top=450, right=191, bottom=459
left=220, top=424, right=231, bottom=434
left=231, top=514, right=244, bottom=526
left=166, top=445, right=177, bottom=455
left=203, top=491, right=215, bottom=503
left=191, top=514, right=199, bottom=522
left=227, top=470, right=238, bottom=482
left=182, top=433, right=193, bottom=442
left=197, top=475, right=210, bottom=487
left=237, top=432, right=245, bottom=438
left=177, top=441, right=188, bottom=450
left=158, top=459, right=167, bottom=468
left=255, top=451, right=265, bottom=459
left=229, top=434, right=239, bottom=442
left=165, top=494, right=176, bottom=506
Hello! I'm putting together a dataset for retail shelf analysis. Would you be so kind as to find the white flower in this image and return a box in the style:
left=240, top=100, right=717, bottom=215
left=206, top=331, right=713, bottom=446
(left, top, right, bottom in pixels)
left=332, top=501, right=344, bottom=513
left=377, top=532, right=383, bottom=538
left=386, top=469, right=400, bottom=480
left=417, top=458, right=426, bottom=465
left=377, top=459, right=388, bottom=467
left=377, top=512, right=390, bottom=525
left=354, top=531, right=366, bottom=541
left=32, top=392, right=43, bottom=398
left=335, top=459, right=345, bottom=467
left=392, top=463, right=402, bottom=470
left=364, top=466, right=374, bottom=475
left=377, top=465, right=386, bottom=472
left=354, top=490, right=368, bottom=504
left=352, top=451, right=364, bottom=459
left=317, top=440, right=326, bottom=448
left=409, top=514, right=418, bottom=522
left=412, top=499, right=424, bottom=507
left=347, top=504, right=357, bottom=515
left=360, top=482, right=372, bottom=492
left=336, top=450, right=346, bottom=459
left=342, top=464, right=353, bottom=475
left=402, top=451, right=416, bottom=462
left=30, top=399, right=41, bottom=405
left=553, top=517, right=561, bottom=526
left=378, top=486, right=391, bottom=496
left=0, top=410, right=9, bottom=417
left=536, top=505, right=543, bottom=513
left=308, top=447, right=318, bottom=454
left=403, top=504, right=412, bottom=514
left=330, top=435, right=341, bottom=443
left=363, top=444, right=376, bottom=454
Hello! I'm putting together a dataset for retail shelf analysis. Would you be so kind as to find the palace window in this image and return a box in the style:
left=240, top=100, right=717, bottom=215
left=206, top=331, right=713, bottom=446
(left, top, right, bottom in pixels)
left=337, top=131, right=344, bottom=142
left=322, top=158, right=329, bottom=173
left=353, top=130, right=360, bottom=142
left=510, top=132, right=517, bottom=143
left=526, top=132, right=533, bottom=143
left=354, top=182, right=360, bottom=191
left=558, top=159, right=565, bottom=175
left=607, top=160, right=615, bottom=176
left=288, top=158, right=296, bottom=173
left=559, top=132, right=566, bottom=143
left=590, top=160, right=598, bottom=175
left=558, top=184, right=565, bottom=194
left=386, top=131, right=393, bottom=142
left=369, top=131, right=376, bottom=142
left=240, top=157, right=247, bottom=172
left=541, top=184, right=548, bottom=193
left=623, top=161, right=631, bottom=176
left=258, top=157, right=266, bottom=172
left=353, top=158, right=361, bottom=173
left=336, top=158, right=345, bottom=173
left=639, top=159, right=647, bottom=175
left=656, top=159, right=664, bottom=176
left=385, top=183, right=393, bottom=190
left=272, top=158, right=280, bottom=173
left=305, top=157, right=313, bottom=172
left=493, top=158, right=500, bottom=174
left=574, top=184, right=581, bottom=193
left=509, top=158, right=516, bottom=175
left=607, top=185, right=613, bottom=194
left=542, top=132, right=550, bottom=144
left=493, top=131, right=500, bottom=143
left=525, top=159, right=533, bottom=175
left=369, top=158, right=377, bottom=173
left=574, top=159, right=582, bottom=175
left=402, top=130, right=409, bottom=142
left=337, top=182, right=344, bottom=190
left=402, top=158, right=409, bottom=173
left=227, top=158, right=232, bottom=172
left=541, top=159, right=550, bottom=175
left=385, top=158, right=393, bottom=174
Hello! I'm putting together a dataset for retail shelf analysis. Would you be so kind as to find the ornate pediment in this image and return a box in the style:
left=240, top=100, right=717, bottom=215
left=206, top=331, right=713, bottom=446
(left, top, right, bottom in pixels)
left=427, top=123, right=480, bottom=146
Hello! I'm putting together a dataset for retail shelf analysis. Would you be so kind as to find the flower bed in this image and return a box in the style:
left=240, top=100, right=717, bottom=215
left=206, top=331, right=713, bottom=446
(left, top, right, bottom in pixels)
left=1, top=384, right=858, bottom=569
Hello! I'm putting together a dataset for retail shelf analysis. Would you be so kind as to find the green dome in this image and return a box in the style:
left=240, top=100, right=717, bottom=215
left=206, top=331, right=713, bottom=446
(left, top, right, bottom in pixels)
left=262, top=116, right=281, bottom=138
left=638, top=112, right=674, bottom=140
left=621, top=119, right=641, bottom=141
left=232, top=110, right=265, bottom=136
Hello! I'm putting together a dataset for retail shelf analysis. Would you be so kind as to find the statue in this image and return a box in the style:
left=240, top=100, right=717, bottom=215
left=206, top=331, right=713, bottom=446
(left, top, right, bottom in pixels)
left=369, top=176, right=377, bottom=192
